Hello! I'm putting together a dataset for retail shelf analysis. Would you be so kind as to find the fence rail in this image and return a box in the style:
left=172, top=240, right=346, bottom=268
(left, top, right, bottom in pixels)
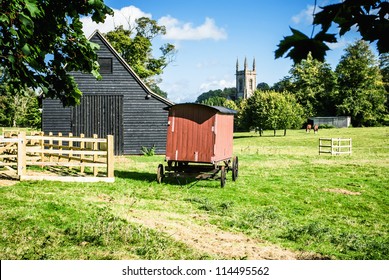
left=0, top=132, right=114, bottom=182
left=319, top=138, right=352, bottom=155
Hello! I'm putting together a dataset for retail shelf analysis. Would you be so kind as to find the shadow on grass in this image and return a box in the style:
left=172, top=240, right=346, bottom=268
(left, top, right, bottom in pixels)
left=233, top=135, right=256, bottom=140
left=234, top=134, right=287, bottom=139
left=114, top=170, right=221, bottom=188
left=115, top=170, right=155, bottom=182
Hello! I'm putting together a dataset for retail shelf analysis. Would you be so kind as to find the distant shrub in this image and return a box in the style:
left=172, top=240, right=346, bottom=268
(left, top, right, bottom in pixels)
left=318, top=124, right=336, bottom=129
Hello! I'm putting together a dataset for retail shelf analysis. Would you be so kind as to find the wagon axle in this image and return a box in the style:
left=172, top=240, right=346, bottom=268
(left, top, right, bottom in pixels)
left=157, top=156, right=238, bottom=188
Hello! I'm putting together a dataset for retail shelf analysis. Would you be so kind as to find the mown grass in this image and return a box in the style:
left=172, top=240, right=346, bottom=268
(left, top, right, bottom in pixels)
left=1, top=127, right=388, bottom=259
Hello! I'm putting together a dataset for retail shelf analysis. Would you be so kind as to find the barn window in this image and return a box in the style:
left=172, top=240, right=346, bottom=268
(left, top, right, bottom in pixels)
left=98, top=57, right=113, bottom=74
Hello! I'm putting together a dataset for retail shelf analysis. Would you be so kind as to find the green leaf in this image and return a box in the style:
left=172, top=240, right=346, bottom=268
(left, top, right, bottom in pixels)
left=21, top=44, right=31, bottom=56
left=89, top=41, right=100, bottom=51
left=18, top=13, right=34, bottom=30
left=25, top=0, right=41, bottom=17
left=275, top=28, right=336, bottom=63
left=8, top=55, right=15, bottom=64
left=0, top=14, right=10, bottom=24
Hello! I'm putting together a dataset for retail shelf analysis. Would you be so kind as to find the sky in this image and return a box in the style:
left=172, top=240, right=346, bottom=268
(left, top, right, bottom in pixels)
left=81, top=0, right=364, bottom=103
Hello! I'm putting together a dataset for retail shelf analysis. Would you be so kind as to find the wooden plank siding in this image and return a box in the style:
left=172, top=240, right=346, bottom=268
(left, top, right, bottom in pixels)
left=42, top=99, right=72, bottom=135
left=71, top=95, right=123, bottom=154
left=42, top=30, right=173, bottom=155
left=165, top=104, right=235, bottom=164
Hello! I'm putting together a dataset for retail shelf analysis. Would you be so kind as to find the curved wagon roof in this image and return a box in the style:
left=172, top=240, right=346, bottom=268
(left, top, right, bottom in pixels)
left=165, top=103, right=237, bottom=115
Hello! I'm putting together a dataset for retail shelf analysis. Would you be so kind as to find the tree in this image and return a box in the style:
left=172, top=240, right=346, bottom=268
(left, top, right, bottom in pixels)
left=195, top=87, right=236, bottom=103
left=0, top=83, right=41, bottom=128
left=275, top=0, right=388, bottom=63
left=104, top=19, right=176, bottom=90
left=201, top=96, right=226, bottom=106
left=380, top=53, right=389, bottom=92
left=242, top=90, right=304, bottom=134
left=282, top=52, right=338, bottom=118
left=149, top=84, right=168, bottom=99
left=335, top=40, right=387, bottom=126
left=271, top=79, right=293, bottom=93
left=0, top=0, right=113, bottom=106
left=379, top=53, right=389, bottom=116
left=257, top=82, right=270, bottom=91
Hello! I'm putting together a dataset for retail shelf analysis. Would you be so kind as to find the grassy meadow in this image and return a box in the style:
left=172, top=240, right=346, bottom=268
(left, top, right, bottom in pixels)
left=1, top=127, right=388, bottom=259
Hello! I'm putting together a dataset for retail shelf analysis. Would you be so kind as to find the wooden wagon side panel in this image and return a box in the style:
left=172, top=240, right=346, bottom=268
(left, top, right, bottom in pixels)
left=166, top=105, right=215, bottom=163
left=213, top=114, right=234, bottom=162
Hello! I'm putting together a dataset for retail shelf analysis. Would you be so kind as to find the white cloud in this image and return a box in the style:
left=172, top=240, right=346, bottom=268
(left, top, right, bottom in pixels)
left=292, top=5, right=316, bottom=25
left=81, top=5, right=227, bottom=42
left=198, top=79, right=235, bottom=93
left=159, top=79, right=196, bottom=103
left=158, top=16, right=227, bottom=41
left=81, top=6, right=151, bottom=37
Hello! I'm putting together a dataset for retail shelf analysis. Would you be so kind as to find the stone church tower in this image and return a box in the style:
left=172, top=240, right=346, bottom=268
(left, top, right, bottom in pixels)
left=236, top=57, right=256, bottom=99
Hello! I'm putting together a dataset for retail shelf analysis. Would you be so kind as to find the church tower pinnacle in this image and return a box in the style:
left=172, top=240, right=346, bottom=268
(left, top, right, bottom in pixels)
left=235, top=57, right=257, bottom=100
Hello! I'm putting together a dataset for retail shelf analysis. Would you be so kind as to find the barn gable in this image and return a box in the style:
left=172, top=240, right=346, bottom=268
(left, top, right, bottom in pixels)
left=42, top=30, right=174, bottom=155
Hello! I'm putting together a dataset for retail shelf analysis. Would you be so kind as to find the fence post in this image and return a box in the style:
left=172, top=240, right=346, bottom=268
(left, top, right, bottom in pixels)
left=58, top=132, right=62, bottom=161
left=17, top=132, right=26, bottom=177
left=350, top=138, right=352, bottom=155
left=106, top=135, right=114, bottom=178
left=80, top=133, right=85, bottom=174
left=68, top=132, right=73, bottom=170
left=40, top=131, right=45, bottom=167
left=49, top=132, right=53, bottom=162
left=331, top=138, right=334, bottom=155
left=93, top=134, right=98, bottom=177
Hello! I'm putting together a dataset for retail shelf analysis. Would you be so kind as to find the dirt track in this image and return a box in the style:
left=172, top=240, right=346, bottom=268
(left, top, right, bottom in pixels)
left=126, top=209, right=299, bottom=260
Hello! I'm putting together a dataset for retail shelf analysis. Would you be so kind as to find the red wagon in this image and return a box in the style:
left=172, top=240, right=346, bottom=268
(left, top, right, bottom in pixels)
left=157, top=103, right=238, bottom=187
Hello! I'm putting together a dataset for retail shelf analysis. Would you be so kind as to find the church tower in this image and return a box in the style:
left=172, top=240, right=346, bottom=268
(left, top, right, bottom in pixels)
left=236, top=57, right=256, bottom=99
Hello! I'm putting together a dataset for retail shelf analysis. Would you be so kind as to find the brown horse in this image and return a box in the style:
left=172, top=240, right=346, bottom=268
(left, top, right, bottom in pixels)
left=306, top=124, right=312, bottom=133
left=313, top=124, right=319, bottom=134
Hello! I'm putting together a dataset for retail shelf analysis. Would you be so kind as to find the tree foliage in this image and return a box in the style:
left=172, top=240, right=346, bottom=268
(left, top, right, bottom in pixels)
left=335, top=40, right=387, bottom=126
left=195, top=87, right=236, bottom=103
left=0, top=83, right=41, bottom=128
left=0, top=0, right=113, bottom=106
left=104, top=18, right=176, bottom=89
left=282, top=53, right=338, bottom=118
left=380, top=53, right=389, bottom=93
left=257, top=82, right=270, bottom=91
left=275, top=28, right=336, bottom=63
left=276, top=0, right=388, bottom=63
left=242, top=90, right=304, bottom=131
left=200, top=96, right=226, bottom=106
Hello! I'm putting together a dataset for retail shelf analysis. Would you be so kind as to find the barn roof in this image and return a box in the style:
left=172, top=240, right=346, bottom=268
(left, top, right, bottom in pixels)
left=89, top=30, right=174, bottom=106
left=165, top=103, right=237, bottom=115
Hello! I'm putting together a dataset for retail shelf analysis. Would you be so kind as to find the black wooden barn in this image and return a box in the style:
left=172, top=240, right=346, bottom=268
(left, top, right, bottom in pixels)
left=42, top=30, right=174, bottom=155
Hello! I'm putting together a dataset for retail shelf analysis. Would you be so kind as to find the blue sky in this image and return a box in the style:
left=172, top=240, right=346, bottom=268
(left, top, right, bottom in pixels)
left=82, top=0, right=364, bottom=103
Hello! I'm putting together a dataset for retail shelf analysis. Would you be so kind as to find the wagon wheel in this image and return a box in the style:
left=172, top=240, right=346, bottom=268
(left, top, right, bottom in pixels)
left=157, top=164, right=164, bottom=184
left=220, top=166, right=226, bottom=188
left=232, top=156, right=239, bottom=181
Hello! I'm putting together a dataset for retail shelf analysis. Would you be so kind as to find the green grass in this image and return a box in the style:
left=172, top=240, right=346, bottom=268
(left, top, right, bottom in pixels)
left=1, top=127, right=388, bottom=259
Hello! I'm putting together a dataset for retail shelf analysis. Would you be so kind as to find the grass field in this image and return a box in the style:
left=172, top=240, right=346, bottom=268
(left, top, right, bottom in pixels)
left=1, top=127, right=388, bottom=259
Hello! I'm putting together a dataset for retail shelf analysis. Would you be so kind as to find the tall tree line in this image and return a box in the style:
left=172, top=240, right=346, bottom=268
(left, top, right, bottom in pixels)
left=199, top=40, right=388, bottom=129
left=278, top=40, right=387, bottom=127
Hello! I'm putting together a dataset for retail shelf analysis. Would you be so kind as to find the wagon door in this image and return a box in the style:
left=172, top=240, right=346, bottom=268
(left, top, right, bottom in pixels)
left=71, top=95, right=123, bottom=155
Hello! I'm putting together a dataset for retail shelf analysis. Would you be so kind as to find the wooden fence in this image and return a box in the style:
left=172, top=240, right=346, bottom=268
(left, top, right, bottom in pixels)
left=319, top=138, right=352, bottom=155
left=0, top=132, right=114, bottom=182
